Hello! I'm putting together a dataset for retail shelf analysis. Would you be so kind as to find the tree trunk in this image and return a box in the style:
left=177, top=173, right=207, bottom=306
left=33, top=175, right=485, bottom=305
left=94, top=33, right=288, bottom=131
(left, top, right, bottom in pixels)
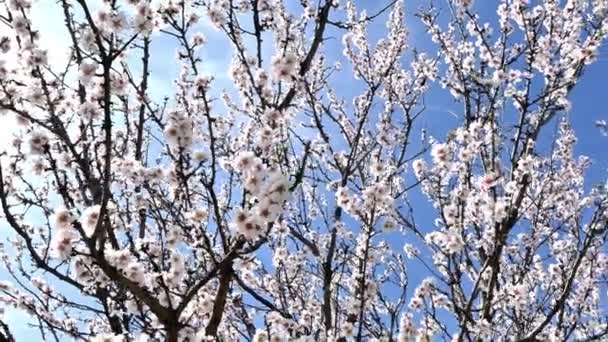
left=166, top=321, right=179, bottom=342
left=206, top=263, right=234, bottom=337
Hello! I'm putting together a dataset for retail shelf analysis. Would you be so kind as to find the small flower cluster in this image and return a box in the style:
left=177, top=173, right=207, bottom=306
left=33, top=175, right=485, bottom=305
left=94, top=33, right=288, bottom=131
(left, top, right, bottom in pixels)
left=28, top=131, right=49, bottom=155
left=78, top=61, right=97, bottom=85
left=271, top=53, right=298, bottom=81
left=80, top=205, right=101, bottom=236
left=361, top=182, right=393, bottom=214
left=133, top=2, right=156, bottom=35
left=164, top=113, right=194, bottom=148
left=50, top=207, right=76, bottom=260
left=114, top=158, right=146, bottom=185
left=425, top=228, right=464, bottom=255
left=94, top=7, right=128, bottom=35
left=232, top=151, right=290, bottom=240
left=397, top=313, right=416, bottom=342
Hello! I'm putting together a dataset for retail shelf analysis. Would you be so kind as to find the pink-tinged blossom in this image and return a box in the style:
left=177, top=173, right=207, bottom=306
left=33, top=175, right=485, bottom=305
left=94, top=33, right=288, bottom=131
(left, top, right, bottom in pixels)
left=271, top=53, right=298, bottom=81
left=78, top=61, right=97, bottom=85
left=52, top=207, right=73, bottom=230
left=50, top=229, right=76, bottom=260
left=80, top=205, right=101, bottom=236
left=28, top=131, right=49, bottom=155
left=430, top=143, right=449, bottom=165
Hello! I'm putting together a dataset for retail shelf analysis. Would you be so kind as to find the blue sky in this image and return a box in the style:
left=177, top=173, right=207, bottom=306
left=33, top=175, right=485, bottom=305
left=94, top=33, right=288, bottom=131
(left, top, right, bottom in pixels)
left=2, top=0, right=608, bottom=339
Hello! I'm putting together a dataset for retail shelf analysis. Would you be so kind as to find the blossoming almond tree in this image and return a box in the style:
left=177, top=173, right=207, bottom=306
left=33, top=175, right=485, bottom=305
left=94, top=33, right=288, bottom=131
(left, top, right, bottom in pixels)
left=0, top=0, right=607, bottom=341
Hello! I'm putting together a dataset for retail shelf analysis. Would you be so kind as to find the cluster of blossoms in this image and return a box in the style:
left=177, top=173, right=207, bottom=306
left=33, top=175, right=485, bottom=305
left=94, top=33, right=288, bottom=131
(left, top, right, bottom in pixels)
left=50, top=207, right=76, bottom=259
left=79, top=205, right=102, bottom=237
left=164, top=112, right=195, bottom=149
left=27, top=131, right=49, bottom=155
left=132, top=1, right=157, bottom=34
left=232, top=151, right=290, bottom=240
left=361, top=182, right=393, bottom=214
left=78, top=61, right=97, bottom=85
left=113, top=158, right=147, bottom=185
left=271, top=53, right=298, bottom=81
